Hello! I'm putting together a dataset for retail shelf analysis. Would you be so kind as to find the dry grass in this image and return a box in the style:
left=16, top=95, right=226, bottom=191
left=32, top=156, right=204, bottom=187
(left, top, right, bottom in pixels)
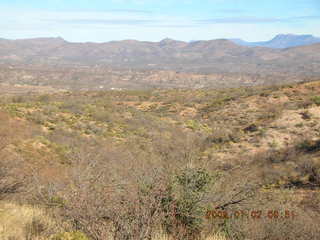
left=0, top=202, right=61, bottom=240
left=0, top=201, right=227, bottom=240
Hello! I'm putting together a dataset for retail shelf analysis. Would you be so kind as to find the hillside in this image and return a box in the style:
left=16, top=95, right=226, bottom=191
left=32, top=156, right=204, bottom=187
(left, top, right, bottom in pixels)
left=1, top=64, right=317, bottom=91
left=0, top=80, right=320, bottom=239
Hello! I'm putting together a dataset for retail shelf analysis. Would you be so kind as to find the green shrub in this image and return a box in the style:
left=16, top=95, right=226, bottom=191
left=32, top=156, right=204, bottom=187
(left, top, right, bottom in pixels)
left=185, top=120, right=211, bottom=133
left=37, top=94, right=51, bottom=103
left=163, top=168, right=214, bottom=239
left=200, top=95, right=234, bottom=113
left=311, top=96, right=320, bottom=106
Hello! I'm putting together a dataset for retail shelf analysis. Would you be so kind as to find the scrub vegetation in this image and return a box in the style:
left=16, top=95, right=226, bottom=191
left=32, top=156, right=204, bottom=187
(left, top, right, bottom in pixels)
left=1, top=80, right=320, bottom=239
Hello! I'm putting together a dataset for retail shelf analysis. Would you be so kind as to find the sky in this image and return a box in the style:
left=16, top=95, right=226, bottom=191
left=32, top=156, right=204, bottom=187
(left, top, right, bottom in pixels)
left=1, top=0, right=319, bottom=42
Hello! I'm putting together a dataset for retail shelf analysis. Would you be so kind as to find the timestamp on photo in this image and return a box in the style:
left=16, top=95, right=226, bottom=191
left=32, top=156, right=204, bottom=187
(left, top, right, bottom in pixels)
left=205, top=209, right=297, bottom=220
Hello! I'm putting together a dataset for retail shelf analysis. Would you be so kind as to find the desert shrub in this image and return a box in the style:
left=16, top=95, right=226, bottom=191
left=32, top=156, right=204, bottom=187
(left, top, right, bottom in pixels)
left=0, top=162, right=22, bottom=200
left=27, top=111, right=47, bottom=124
left=37, top=94, right=51, bottom=103
left=243, top=123, right=258, bottom=133
left=185, top=120, right=211, bottom=133
left=200, top=96, right=234, bottom=113
left=300, top=110, right=312, bottom=120
left=33, top=127, right=219, bottom=240
left=299, top=191, right=320, bottom=214
left=223, top=202, right=320, bottom=240
left=204, top=128, right=239, bottom=145
left=36, top=155, right=112, bottom=239
left=11, top=95, right=26, bottom=103
left=124, top=90, right=152, bottom=101
left=259, top=91, right=270, bottom=97
left=59, top=100, right=84, bottom=115
left=296, top=139, right=320, bottom=153
left=250, top=139, right=320, bottom=189
left=257, top=105, right=283, bottom=121
left=90, top=109, right=112, bottom=123
left=259, top=147, right=297, bottom=164
left=43, top=104, right=60, bottom=115
left=0, top=114, right=26, bottom=200
left=162, top=168, right=214, bottom=240
left=110, top=174, right=171, bottom=240
left=284, top=99, right=313, bottom=110
left=35, top=149, right=167, bottom=240
left=107, top=167, right=215, bottom=240
left=293, top=158, right=320, bottom=188
left=310, top=96, right=320, bottom=106
left=82, top=122, right=105, bottom=135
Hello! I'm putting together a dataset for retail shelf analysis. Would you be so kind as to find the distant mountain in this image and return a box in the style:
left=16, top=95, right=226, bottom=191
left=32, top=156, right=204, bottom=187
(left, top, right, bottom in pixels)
left=0, top=37, right=320, bottom=77
left=230, top=34, right=320, bottom=49
left=228, top=38, right=250, bottom=46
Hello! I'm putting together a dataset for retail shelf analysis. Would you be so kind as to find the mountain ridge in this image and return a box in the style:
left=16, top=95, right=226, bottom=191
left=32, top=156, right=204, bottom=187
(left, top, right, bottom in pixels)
left=0, top=35, right=320, bottom=83
left=230, top=34, right=320, bottom=48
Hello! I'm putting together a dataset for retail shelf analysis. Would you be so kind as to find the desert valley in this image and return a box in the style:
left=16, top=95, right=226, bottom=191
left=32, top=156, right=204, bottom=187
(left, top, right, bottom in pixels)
left=0, top=30, right=320, bottom=240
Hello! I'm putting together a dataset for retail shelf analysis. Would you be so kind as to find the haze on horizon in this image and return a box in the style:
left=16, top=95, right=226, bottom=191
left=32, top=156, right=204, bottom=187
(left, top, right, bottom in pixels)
left=1, top=0, right=320, bottom=43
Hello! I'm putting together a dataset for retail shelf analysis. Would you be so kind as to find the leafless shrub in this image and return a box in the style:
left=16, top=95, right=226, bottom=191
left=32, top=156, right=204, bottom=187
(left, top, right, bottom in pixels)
left=0, top=118, right=23, bottom=199
left=0, top=164, right=22, bottom=200
left=32, top=129, right=222, bottom=240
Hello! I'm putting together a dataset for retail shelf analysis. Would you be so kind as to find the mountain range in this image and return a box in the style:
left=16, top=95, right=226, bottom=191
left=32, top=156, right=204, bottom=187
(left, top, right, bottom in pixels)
left=230, top=34, right=320, bottom=49
left=0, top=34, right=320, bottom=90
left=1, top=35, right=320, bottom=75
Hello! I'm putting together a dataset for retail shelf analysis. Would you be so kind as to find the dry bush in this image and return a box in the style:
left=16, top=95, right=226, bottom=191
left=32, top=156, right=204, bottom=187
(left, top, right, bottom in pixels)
left=299, top=191, right=320, bottom=214
left=32, top=129, right=221, bottom=240
left=257, top=104, right=283, bottom=122
left=34, top=143, right=114, bottom=239
left=33, top=141, right=166, bottom=240
left=90, top=109, right=113, bottom=123
left=0, top=113, right=24, bottom=200
left=204, top=128, right=240, bottom=146
left=247, top=138, right=320, bottom=189
left=0, top=163, right=22, bottom=200
left=211, top=138, right=320, bottom=240
left=110, top=174, right=171, bottom=240
left=255, top=146, right=298, bottom=165
left=59, top=99, right=85, bottom=115
left=296, top=139, right=320, bottom=153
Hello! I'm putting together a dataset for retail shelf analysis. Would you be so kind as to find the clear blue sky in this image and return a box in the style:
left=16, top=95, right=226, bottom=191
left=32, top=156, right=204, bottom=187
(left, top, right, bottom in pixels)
left=1, top=0, right=319, bottom=42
